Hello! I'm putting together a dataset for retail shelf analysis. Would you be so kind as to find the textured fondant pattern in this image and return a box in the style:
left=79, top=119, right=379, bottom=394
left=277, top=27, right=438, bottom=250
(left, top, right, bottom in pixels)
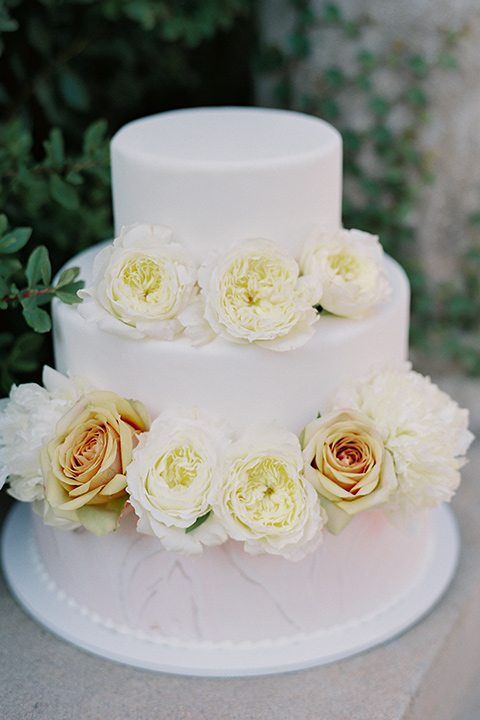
left=33, top=508, right=432, bottom=645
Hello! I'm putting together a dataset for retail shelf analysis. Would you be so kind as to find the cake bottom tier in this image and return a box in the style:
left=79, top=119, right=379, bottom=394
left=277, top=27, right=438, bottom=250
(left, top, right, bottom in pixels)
left=33, top=507, right=433, bottom=645
left=2, top=503, right=460, bottom=675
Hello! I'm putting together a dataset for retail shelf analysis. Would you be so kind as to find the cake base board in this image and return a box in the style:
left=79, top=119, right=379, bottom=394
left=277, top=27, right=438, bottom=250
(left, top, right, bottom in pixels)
left=1, top=502, right=459, bottom=677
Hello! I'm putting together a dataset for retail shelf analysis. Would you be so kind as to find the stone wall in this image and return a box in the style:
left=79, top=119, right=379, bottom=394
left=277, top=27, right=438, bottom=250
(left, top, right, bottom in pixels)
left=255, top=0, right=480, bottom=287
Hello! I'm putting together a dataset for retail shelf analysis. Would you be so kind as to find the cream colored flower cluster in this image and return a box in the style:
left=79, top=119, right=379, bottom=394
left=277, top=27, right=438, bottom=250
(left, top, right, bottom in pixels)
left=78, top=223, right=391, bottom=352
left=0, top=365, right=472, bottom=558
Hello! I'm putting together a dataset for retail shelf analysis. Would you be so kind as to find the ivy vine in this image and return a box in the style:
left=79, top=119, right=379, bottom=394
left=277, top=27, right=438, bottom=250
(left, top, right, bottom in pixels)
left=257, top=0, right=480, bottom=374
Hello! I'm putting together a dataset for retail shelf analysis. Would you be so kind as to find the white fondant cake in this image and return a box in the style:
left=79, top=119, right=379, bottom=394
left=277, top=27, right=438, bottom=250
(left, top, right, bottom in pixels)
left=2, top=108, right=471, bottom=665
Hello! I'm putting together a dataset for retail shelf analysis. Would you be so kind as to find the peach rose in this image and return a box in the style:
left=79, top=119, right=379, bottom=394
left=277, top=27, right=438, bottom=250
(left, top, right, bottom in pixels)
left=41, top=391, right=150, bottom=534
left=301, top=409, right=397, bottom=533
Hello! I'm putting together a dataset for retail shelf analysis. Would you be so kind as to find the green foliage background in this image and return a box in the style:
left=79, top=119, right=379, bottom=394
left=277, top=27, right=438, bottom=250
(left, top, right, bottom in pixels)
left=0, top=0, right=254, bottom=393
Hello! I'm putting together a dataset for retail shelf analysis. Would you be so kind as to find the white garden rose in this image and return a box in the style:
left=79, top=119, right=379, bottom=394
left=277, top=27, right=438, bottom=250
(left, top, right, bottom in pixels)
left=300, top=227, right=391, bottom=317
left=329, top=364, right=474, bottom=522
left=212, top=424, right=325, bottom=560
left=0, top=367, right=93, bottom=529
left=78, top=223, right=198, bottom=340
left=190, top=238, right=321, bottom=351
left=127, top=408, right=229, bottom=555
left=301, top=409, right=397, bottom=533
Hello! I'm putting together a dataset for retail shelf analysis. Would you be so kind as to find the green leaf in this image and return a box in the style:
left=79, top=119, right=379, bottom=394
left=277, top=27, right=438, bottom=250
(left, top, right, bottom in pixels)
left=324, top=3, right=342, bottom=24
left=76, top=497, right=127, bottom=536
left=59, top=68, right=91, bottom=112
left=22, top=306, right=52, bottom=333
left=403, top=86, right=427, bottom=108
left=254, top=45, right=285, bottom=73
left=369, top=96, right=391, bottom=117
left=0, top=276, right=9, bottom=298
left=342, top=129, right=361, bottom=152
left=407, top=54, right=430, bottom=76
left=27, top=12, right=52, bottom=56
left=0, top=257, right=22, bottom=278
left=355, top=75, right=372, bottom=92
left=54, top=281, right=84, bottom=303
left=49, top=174, right=80, bottom=210
left=0, top=9, right=19, bottom=33
left=185, top=512, right=211, bottom=534
left=288, top=31, right=310, bottom=59
left=43, top=128, right=65, bottom=167
left=65, top=170, right=84, bottom=185
left=26, top=246, right=51, bottom=287
left=325, top=66, right=345, bottom=88
left=83, top=119, right=108, bottom=155
left=344, top=20, right=359, bottom=37
left=319, top=96, right=339, bottom=120
left=0, top=227, right=32, bottom=254
left=320, top=497, right=353, bottom=535
left=357, top=49, right=376, bottom=70
left=55, top=266, right=81, bottom=288
left=439, top=51, right=457, bottom=69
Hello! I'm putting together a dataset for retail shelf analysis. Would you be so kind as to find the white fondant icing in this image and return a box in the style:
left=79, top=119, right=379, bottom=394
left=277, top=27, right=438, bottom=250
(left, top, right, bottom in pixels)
left=111, top=108, right=342, bottom=260
left=33, top=507, right=432, bottom=646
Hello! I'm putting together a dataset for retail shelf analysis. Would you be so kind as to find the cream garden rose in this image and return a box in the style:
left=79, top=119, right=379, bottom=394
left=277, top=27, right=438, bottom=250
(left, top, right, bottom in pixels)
left=300, top=227, right=391, bottom=317
left=191, top=238, right=321, bottom=351
left=212, top=424, right=325, bottom=560
left=301, top=409, right=397, bottom=533
left=41, top=390, right=150, bottom=534
left=127, top=408, right=229, bottom=555
left=79, top=223, right=198, bottom=339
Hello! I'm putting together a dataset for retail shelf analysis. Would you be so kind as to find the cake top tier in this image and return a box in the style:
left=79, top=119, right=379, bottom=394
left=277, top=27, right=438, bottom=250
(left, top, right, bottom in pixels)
left=111, top=107, right=342, bottom=259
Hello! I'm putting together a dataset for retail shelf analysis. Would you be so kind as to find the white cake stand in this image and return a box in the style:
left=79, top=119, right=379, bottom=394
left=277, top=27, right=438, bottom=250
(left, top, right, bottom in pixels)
left=1, top=501, right=459, bottom=677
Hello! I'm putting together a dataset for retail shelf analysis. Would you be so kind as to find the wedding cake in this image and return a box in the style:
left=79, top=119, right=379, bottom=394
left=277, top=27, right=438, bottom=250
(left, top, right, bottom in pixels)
left=0, top=108, right=472, bottom=673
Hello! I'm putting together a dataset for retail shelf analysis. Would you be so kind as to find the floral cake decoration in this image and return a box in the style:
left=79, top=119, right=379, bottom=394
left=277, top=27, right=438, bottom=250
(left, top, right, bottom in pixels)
left=0, top=223, right=473, bottom=559
left=78, top=222, right=391, bottom=351
left=0, top=363, right=473, bottom=561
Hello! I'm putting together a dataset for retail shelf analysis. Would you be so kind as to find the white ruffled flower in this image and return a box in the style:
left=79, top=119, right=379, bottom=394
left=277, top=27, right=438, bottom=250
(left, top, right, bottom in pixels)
left=329, top=364, right=474, bottom=521
left=300, top=227, right=391, bottom=317
left=127, top=407, right=230, bottom=555
left=188, top=238, right=321, bottom=351
left=78, top=223, right=198, bottom=340
left=0, top=367, right=91, bottom=529
left=212, top=424, right=325, bottom=560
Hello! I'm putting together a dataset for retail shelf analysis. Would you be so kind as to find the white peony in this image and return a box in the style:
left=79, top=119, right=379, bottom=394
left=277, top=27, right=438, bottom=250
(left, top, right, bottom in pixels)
left=0, top=367, right=92, bottom=529
left=78, top=223, right=198, bottom=340
left=189, top=238, right=321, bottom=351
left=300, top=227, right=391, bottom=317
left=127, top=407, right=230, bottom=555
left=212, top=424, right=325, bottom=560
left=329, top=364, right=474, bottom=521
